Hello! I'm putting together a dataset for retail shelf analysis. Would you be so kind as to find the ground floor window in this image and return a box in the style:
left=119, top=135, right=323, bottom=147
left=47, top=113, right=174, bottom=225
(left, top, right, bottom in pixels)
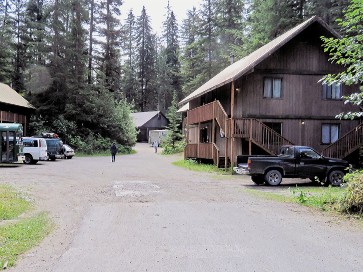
left=322, top=124, right=339, bottom=144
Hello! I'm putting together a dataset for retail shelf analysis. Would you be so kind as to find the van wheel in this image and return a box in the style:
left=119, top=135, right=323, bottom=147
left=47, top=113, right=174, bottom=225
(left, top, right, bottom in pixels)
left=328, top=170, right=344, bottom=186
left=23, top=154, right=33, bottom=164
left=264, top=170, right=282, bottom=186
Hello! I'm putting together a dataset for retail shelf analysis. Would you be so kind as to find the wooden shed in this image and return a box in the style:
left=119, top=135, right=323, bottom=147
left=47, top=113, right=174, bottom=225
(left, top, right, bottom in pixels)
left=0, top=83, right=34, bottom=135
left=131, top=111, right=169, bottom=142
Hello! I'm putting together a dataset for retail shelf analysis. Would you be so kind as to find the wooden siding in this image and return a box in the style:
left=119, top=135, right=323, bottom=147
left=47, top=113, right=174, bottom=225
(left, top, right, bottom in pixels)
left=235, top=73, right=358, bottom=119
left=0, top=111, right=26, bottom=123
left=184, top=143, right=219, bottom=164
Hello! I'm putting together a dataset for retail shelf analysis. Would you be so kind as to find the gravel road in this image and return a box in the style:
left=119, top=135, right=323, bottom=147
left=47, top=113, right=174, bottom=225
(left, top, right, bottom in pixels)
left=1, top=143, right=363, bottom=272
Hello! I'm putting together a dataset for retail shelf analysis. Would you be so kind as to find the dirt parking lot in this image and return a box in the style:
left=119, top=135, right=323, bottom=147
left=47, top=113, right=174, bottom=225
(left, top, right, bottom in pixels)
left=1, top=143, right=363, bottom=272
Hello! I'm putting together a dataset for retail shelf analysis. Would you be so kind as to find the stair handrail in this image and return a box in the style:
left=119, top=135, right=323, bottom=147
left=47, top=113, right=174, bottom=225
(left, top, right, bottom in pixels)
left=234, top=118, right=294, bottom=155
left=321, top=123, right=363, bottom=158
left=213, top=100, right=229, bottom=137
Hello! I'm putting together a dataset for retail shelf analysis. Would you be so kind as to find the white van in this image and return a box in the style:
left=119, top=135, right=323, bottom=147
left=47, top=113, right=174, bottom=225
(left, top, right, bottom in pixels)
left=22, top=137, right=48, bottom=164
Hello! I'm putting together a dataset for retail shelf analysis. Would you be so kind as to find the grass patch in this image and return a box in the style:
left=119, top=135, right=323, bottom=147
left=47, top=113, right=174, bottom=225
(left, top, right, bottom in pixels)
left=0, top=185, right=52, bottom=268
left=246, top=185, right=347, bottom=213
left=245, top=188, right=292, bottom=203
left=0, top=185, right=31, bottom=220
left=172, top=159, right=229, bottom=175
left=0, top=212, right=53, bottom=268
left=290, top=186, right=345, bottom=211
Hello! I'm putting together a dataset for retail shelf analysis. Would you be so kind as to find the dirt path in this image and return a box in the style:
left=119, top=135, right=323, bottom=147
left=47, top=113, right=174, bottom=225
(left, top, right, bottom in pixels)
left=1, top=143, right=363, bottom=272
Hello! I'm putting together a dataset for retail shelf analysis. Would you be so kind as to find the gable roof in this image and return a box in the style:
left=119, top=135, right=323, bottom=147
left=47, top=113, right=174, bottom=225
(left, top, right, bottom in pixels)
left=179, top=16, right=339, bottom=105
left=131, top=111, right=166, bottom=127
left=0, top=83, right=35, bottom=109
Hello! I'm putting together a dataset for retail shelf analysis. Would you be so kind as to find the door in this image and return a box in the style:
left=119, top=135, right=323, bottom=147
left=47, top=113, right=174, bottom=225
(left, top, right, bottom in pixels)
left=296, top=147, right=326, bottom=178
left=1, top=131, right=15, bottom=162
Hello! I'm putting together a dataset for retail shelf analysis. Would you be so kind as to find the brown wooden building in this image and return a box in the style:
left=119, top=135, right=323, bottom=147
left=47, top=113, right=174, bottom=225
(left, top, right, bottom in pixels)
left=179, top=17, right=362, bottom=168
left=131, top=111, right=169, bottom=142
left=0, top=83, right=34, bottom=135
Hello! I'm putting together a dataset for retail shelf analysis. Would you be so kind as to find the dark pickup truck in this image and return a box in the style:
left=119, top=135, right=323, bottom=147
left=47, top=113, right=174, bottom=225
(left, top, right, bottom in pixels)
left=234, top=145, right=350, bottom=186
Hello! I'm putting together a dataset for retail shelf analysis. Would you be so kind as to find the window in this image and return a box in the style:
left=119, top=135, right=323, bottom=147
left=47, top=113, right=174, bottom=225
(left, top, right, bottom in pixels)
left=322, top=124, right=339, bottom=144
left=322, top=83, right=342, bottom=100
left=299, top=147, right=321, bottom=159
left=264, top=78, right=282, bottom=98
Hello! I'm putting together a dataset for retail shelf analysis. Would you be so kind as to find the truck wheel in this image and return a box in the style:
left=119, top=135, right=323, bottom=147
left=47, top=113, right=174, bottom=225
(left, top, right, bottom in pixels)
left=251, top=176, right=265, bottom=185
left=328, top=170, right=344, bottom=186
left=23, top=154, right=33, bottom=164
left=265, top=170, right=282, bottom=186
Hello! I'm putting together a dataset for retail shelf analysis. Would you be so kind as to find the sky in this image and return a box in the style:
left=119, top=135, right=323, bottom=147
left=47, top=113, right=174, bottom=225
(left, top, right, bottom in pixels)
left=121, top=0, right=203, bottom=34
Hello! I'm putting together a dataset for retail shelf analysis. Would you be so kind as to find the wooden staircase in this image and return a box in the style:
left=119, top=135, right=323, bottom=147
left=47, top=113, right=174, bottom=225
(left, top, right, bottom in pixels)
left=234, top=118, right=294, bottom=155
left=321, top=123, right=363, bottom=159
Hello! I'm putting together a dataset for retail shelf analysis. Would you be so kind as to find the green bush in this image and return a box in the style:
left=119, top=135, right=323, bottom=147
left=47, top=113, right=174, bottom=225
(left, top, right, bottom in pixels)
left=68, top=133, right=132, bottom=154
left=162, top=140, right=185, bottom=155
left=340, top=170, right=363, bottom=214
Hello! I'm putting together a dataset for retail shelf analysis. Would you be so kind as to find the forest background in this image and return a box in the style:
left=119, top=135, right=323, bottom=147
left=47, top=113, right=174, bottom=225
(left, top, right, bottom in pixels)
left=0, top=0, right=351, bottom=152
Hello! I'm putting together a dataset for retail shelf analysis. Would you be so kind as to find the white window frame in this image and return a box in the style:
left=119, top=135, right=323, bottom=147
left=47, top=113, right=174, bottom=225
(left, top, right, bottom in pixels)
left=322, top=124, right=340, bottom=144
left=322, top=83, right=342, bottom=100
left=263, top=78, right=282, bottom=99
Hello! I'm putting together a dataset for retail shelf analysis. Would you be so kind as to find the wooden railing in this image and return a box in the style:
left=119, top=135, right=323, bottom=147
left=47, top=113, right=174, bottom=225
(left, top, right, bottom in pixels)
left=214, top=101, right=229, bottom=137
left=234, top=118, right=294, bottom=155
left=184, top=143, right=219, bottom=165
left=186, top=101, right=229, bottom=137
left=321, top=123, right=363, bottom=159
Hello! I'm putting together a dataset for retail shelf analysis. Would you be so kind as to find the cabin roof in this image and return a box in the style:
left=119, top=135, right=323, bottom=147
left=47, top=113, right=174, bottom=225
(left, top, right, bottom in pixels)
left=131, top=111, right=166, bottom=127
left=0, top=83, right=35, bottom=109
left=179, top=16, right=339, bottom=105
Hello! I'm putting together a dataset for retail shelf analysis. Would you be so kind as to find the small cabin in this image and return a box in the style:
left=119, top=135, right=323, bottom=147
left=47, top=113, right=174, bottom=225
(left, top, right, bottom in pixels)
left=131, top=111, right=169, bottom=142
left=0, top=83, right=34, bottom=135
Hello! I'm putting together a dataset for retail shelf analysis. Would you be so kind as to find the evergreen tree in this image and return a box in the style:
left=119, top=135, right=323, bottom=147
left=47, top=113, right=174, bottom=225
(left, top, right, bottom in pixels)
left=121, top=9, right=138, bottom=104
left=0, top=0, right=14, bottom=84
left=97, top=0, right=123, bottom=93
left=163, top=91, right=183, bottom=153
left=305, top=0, right=350, bottom=30
left=180, top=7, right=206, bottom=96
left=199, top=0, right=218, bottom=79
left=161, top=3, right=181, bottom=109
left=11, top=0, right=28, bottom=92
left=135, top=6, right=157, bottom=111
left=215, top=0, right=246, bottom=65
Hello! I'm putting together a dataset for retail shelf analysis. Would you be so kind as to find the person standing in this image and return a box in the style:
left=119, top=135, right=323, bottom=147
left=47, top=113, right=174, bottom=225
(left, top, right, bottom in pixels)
left=153, top=140, right=158, bottom=153
left=110, top=142, right=118, bottom=162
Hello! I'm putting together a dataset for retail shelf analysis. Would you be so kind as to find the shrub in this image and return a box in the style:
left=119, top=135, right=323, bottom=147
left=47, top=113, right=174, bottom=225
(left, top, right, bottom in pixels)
left=162, top=140, right=185, bottom=155
left=340, top=170, right=363, bottom=214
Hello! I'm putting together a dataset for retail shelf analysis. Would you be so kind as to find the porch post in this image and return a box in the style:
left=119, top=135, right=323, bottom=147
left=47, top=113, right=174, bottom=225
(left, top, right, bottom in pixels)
left=197, top=122, right=200, bottom=158
left=249, top=119, right=252, bottom=155
left=212, top=102, right=216, bottom=164
left=230, top=81, right=235, bottom=169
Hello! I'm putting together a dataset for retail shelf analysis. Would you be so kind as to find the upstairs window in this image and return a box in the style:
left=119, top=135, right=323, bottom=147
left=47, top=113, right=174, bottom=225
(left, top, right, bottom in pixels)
left=322, top=124, right=339, bottom=144
left=263, top=78, right=282, bottom=98
left=322, top=83, right=342, bottom=100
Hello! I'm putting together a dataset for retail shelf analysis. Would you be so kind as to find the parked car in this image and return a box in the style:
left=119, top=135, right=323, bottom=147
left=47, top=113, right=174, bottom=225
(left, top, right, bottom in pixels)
left=22, top=137, right=48, bottom=164
left=33, top=133, right=63, bottom=161
left=234, top=145, right=351, bottom=186
left=61, top=144, right=75, bottom=159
